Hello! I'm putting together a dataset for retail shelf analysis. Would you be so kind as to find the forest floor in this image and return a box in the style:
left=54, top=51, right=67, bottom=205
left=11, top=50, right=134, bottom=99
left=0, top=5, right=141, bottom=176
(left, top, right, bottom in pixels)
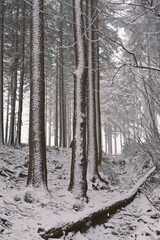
left=0, top=146, right=160, bottom=240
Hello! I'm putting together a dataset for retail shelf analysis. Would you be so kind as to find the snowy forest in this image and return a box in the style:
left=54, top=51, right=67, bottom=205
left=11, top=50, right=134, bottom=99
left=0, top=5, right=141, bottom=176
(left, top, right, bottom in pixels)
left=0, top=0, right=160, bottom=239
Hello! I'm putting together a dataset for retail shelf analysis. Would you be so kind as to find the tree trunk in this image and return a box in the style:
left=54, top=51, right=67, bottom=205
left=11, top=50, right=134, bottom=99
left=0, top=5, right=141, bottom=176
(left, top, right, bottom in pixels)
left=0, top=0, right=4, bottom=146
left=120, top=130, right=123, bottom=153
left=104, top=123, right=108, bottom=155
left=27, top=0, right=47, bottom=188
left=93, top=0, right=102, bottom=165
left=108, top=124, right=112, bottom=155
left=114, top=124, right=117, bottom=155
left=48, top=94, right=52, bottom=147
left=67, top=98, right=72, bottom=147
left=16, top=1, right=26, bottom=147
left=55, top=56, right=59, bottom=147
left=87, top=0, right=99, bottom=182
left=5, top=83, right=10, bottom=144
left=48, top=113, right=51, bottom=147
left=45, top=75, right=48, bottom=145
left=147, top=53, right=158, bottom=141
left=68, top=0, right=87, bottom=199
left=9, top=2, right=19, bottom=145
left=59, top=2, right=66, bottom=148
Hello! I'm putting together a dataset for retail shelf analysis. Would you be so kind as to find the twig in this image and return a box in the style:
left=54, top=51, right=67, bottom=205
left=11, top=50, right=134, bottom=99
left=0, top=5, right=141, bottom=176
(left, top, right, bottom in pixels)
left=145, top=195, right=160, bottom=212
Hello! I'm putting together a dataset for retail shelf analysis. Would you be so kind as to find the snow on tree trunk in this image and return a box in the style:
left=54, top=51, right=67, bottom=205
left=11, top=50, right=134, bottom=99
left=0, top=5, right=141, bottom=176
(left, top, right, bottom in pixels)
left=16, top=1, right=26, bottom=147
left=147, top=53, right=158, bottom=140
left=120, top=130, right=123, bottom=153
left=93, top=0, right=102, bottom=165
left=55, top=56, right=59, bottom=147
left=9, top=2, right=19, bottom=145
left=104, top=123, right=108, bottom=155
left=59, top=2, right=66, bottom=148
left=5, top=83, right=10, bottom=144
left=68, top=0, right=87, bottom=199
left=67, top=98, right=72, bottom=146
left=114, top=124, right=117, bottom=155
left=0, top=0, right=4, bottom=146
left=108, top=124, right=113, bottom=155
left=27, top=0, right=47, bottom=188
left=87, top=0, right=99, bottom=181
left=48, top=94, right=52, bottom=147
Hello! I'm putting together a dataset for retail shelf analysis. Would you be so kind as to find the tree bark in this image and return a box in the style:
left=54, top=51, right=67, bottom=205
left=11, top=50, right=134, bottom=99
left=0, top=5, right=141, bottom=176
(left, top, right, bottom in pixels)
left=59, top=2, right=66, bottom=148
left=9, top=2, right=19, bottom=145
left=93, top=0, right=102, bottom=165
left=104, top=123, right=108, bottom=155
left=120, top=130, right=123, bottom=153
left=67, top=98, right=72, bottom=147
left=0, top=0, right=4, bottom=146
left=27, top=0, right=47, bottom=188
left=108, top=124, right=112, bottom=155
left=54, top=56, right=59, bottom=147
left=48, top=94, right=52, bottom=147
left=16, top=1, right=26, bottom=147
left=114, top=124, right=117, bottom=155
left=87, top=0, right=99, bottom=181
left=5, top=83, right=10, bottom=144
left=68, top=0, right=87, bottom=199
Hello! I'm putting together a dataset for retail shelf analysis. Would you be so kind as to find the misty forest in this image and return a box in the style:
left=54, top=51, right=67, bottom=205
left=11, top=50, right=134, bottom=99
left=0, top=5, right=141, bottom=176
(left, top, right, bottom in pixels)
left=0, top=0, right=160, bottom=239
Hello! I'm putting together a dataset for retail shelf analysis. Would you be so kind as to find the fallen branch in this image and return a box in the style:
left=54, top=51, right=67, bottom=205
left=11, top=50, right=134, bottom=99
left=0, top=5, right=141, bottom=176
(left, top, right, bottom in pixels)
left=0, top=217, right=12, bottom=228
left=38, top=167, right=156, bottom=239
left=0, top=167, right=16, bottom=177
left=145, top=194, right=160, bottom=212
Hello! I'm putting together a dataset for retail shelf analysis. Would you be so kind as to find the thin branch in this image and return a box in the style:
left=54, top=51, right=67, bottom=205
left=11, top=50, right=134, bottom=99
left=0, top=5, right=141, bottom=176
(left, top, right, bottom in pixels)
left=145, top=194, right=160, bottom=212
left=110, top=64, right=126, bottom=86
left=107, top=37, right=138, bottom=65
left=130, top=64, right=160, bottom=72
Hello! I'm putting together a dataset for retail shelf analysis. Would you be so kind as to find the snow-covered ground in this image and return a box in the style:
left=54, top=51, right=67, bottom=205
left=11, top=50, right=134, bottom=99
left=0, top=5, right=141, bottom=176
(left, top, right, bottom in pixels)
left=0, top=146, right=159, bottom=239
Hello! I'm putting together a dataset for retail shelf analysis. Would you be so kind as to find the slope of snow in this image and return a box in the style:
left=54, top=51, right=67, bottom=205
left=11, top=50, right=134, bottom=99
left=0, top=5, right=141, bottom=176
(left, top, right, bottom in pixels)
left=0, top=146, right=159, bottom=239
